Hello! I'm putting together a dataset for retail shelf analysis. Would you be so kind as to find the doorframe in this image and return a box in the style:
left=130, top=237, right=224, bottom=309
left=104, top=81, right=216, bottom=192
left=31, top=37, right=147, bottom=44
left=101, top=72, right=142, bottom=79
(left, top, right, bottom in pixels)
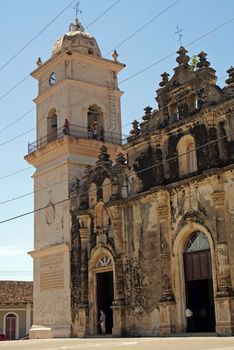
left=172, top=222, right=218, bottom=332
left=88, top=246, right=115, bottom=335
left=3, top=311, right=19, bottom=340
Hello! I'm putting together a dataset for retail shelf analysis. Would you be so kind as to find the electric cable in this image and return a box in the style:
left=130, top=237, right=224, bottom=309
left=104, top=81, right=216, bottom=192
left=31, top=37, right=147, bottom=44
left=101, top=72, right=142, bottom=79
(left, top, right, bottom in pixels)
left=119, top=17, right=234, bottom=84
left=1, top=15, right=233, bottom=144
left=0, top=0, right=122, bottom=129
left=0, top=68, right=228, bottom=148
left=84, top=0, right=121, bottom=30
left=0, top=0, right=76, bottom=74
left=0, top=129, right=233, bottom=224
left=104, top=0, right=181, bottom=57
left=0, top=127, right=35, bottom=146
left=0, top=166, right=32, bottom=180
left=0, top=107, right=35, bottom=135
left=0, top=0, right=121, bottom=104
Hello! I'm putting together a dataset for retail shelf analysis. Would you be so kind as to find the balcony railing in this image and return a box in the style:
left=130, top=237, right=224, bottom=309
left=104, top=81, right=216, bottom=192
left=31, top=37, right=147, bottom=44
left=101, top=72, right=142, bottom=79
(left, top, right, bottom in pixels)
left=28, top=124, right=127, bottom=154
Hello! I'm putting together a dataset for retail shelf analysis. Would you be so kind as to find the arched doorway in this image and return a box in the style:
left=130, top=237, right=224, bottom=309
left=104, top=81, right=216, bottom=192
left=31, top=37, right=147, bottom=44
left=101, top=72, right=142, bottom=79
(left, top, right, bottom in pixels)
left=47, top=108, right=57, bottom=143
left=4, top=313, right=18, bottom=340
left=183, top=231, right=215, bottom=332
left=87, top=105, right=104, bottom=140
left=95, top=255, right=114, bottom=335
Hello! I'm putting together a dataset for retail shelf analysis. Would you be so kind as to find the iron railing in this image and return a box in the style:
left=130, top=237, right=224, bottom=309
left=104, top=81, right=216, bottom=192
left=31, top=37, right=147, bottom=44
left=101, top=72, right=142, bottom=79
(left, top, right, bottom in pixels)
left=28, top=123, right=127, bottom=154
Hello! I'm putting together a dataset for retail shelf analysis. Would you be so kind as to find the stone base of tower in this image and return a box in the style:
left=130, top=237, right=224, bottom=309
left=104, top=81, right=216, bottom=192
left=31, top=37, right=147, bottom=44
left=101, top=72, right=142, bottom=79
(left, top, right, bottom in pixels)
left=29, top=324, right=71, bottom=339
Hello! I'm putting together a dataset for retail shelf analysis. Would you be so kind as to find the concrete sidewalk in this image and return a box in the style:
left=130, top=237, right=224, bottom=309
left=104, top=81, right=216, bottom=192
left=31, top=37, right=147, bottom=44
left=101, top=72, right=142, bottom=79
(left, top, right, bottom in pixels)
left=0, top=336, right=234, bottom=350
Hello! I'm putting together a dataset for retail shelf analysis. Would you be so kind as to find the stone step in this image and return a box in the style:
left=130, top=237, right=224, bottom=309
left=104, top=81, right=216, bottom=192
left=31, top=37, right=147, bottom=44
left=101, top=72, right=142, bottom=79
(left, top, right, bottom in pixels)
left=171, top=332, right=216, bottom=337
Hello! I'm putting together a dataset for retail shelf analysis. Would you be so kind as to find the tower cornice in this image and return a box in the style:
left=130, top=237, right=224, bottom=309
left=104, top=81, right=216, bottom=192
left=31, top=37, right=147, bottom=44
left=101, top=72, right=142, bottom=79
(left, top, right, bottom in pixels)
left=31, top=50, right=125, bottom=80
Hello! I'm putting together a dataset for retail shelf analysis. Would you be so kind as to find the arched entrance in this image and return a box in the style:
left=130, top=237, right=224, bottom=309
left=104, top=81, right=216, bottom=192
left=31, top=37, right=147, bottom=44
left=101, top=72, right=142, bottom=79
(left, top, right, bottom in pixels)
left=90, top=250, right=114, bottom=336
left=183, top=231, right=215, bottom=332
left=87, top=105, right=104, bottom=140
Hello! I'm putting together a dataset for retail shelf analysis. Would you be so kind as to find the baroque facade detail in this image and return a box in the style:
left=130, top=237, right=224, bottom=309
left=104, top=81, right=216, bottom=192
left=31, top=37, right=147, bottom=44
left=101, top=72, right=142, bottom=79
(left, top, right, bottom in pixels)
left=25, top=15, right=234, bottom=338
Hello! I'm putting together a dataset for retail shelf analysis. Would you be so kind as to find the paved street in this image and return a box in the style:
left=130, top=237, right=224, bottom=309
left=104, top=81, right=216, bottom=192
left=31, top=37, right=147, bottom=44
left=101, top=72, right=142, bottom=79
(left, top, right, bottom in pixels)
left=0, top=337, right=234, bottom=350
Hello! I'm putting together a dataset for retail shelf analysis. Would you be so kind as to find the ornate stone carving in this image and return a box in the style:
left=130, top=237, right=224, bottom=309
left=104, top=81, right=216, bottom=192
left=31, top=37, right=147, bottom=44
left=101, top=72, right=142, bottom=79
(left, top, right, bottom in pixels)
left=216, top=243, right=233, bottom=296
left=70, top=210, right=81, bottom=322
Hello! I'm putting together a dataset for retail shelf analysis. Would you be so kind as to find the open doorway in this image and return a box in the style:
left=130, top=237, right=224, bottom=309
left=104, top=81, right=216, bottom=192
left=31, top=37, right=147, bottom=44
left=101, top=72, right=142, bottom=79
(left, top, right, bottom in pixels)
left=47, top=109, right=57, bottom=143
left=87, top=105, right=104, bottom=140
left=183, top=232, right=215, bottom=332
left=96, top=271, right=113, bottom=334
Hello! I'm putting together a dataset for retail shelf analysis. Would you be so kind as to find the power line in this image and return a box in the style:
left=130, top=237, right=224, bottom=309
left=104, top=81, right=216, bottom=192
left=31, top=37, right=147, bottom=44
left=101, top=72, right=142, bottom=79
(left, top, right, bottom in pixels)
left=0, top=75, right=30, bottom=101
left=1, top=10, right=232, bottom=142
left=0, top=15, right=232, bottom=183
left=0, top=166, right=32, bottom=180
left=0, top=107, right=35, bottom=135
left=0, top=67, right=227, bottom=148
left=0, top=69, right=228, bottom=190
left=121, top=74, right=227, bottom=131
left=0, top=0, right=76, bottom=74
left=104, top=0, right=181, bottom=57
left=0, top=127, right=35, bottom=147
left=0, top=0, right=122, bottom=117
left=0, top=176, right=72, bottom=205
left=0, top=130, right=233, bottom=225
left=84, top=0, right=121, bottom=30
left=119, top=17, right=234, bottom=84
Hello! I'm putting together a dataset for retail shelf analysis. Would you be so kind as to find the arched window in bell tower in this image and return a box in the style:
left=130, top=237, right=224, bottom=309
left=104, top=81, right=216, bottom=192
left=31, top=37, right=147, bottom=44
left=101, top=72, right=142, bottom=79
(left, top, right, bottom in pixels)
left=47, top=108, right=57, bottom=143
left=87, top=105, right=104, bottom=141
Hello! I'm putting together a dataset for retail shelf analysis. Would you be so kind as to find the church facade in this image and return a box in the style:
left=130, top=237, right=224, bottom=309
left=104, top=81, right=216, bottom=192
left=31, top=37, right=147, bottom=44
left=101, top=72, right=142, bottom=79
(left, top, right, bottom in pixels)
left=25, top=19, right=234, bottom=338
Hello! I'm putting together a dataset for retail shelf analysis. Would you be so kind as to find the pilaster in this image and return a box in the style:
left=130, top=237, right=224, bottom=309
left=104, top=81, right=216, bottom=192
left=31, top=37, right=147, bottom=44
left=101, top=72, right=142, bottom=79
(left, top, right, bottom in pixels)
left=157, top=191, right=176, bottom=336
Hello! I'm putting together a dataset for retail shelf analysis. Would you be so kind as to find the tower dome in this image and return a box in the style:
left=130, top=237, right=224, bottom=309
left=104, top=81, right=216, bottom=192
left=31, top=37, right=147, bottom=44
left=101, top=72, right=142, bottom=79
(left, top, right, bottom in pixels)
left=52, top=19, right=101, bottom=57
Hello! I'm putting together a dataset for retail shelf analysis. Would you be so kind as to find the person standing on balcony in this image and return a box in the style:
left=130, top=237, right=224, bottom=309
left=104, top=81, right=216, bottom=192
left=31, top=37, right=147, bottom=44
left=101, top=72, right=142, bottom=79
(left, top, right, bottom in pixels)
left=87, top=123, right=92, bottom=138
left=92, top=121, right=97, bottom=139
left=100, top=127, right=104, bottom=142
left=63, top=118, right=70, bottom=135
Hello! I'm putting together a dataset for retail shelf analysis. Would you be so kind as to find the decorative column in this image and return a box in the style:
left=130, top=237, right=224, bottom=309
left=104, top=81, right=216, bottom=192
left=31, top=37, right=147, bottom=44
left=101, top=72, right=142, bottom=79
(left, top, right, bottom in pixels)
left=157, top=191, right=176, bottom=336
left=76, top=214, right=91, bottom=337
left=70, top=211, right=81, bottom=337
left=212, top=190, right=234, bottom=335
left=109, top=205, right=126, bottom=336
left=26, top=303, right=32, bottom=335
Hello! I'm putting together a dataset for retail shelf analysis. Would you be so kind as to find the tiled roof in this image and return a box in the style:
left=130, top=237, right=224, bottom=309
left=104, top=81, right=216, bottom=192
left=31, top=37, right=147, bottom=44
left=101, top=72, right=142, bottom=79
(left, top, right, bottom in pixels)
left=0, top=281, right=33, bottom=305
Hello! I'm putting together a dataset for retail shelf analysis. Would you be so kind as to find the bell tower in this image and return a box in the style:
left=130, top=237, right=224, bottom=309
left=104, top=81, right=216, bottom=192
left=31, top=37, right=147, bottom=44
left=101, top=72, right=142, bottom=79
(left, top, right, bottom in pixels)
left=25, top=18, right=125, bottom=338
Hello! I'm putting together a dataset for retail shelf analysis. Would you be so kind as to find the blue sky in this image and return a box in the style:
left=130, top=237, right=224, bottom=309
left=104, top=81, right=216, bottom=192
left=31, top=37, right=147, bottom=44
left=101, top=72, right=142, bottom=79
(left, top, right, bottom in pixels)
left=0, top=0, right=234, bottom=280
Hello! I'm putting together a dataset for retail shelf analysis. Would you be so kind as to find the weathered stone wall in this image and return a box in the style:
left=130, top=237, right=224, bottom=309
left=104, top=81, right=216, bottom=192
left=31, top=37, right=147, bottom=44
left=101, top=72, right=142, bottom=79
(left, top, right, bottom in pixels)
left=122, top=200, right=161, bottom=335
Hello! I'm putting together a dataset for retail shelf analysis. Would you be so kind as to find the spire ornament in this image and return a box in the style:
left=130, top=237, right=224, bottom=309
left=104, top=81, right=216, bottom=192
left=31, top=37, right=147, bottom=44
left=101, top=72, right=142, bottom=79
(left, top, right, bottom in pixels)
left=225, top=66, right=234, bottom=86
left=69, top=1, right=84, bottom=32
left=197, top=51, right=210, bottom=69
left=112, top=50, right=119, bottom=62
left=130, top=120, right=140, bottom=136
left=142, top=106, right=153, bottom=121
left=174, top=25, right=183, bottom=47
left=176, top=47, right=190, bottom=66
left=72, top=1, right=82, bottom=21
left=159, top=72, right=170, bottom=87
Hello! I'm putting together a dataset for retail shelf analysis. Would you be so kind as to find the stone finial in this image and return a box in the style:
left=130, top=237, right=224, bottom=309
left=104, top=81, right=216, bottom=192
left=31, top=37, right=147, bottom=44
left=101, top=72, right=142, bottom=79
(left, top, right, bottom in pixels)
left=159, top=72, right=170, bottom=87
left=197, top=51, right=210, bottom=68
left=115, top=152, right=126, bottom=165
left=225, top=66, right=234, bottom=86
left=36, top=57, right=42, bottom=66
left=142, top=106, right=153, bottom=121
left=69, top=18, right=84, bottom=32
left=130, top=120, right=140, bottom=136
left=96, top=145, right=112, bottom=168
left=176, top=46, right=190, bottom=66
left=112, top=49, right=119, bottom=62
